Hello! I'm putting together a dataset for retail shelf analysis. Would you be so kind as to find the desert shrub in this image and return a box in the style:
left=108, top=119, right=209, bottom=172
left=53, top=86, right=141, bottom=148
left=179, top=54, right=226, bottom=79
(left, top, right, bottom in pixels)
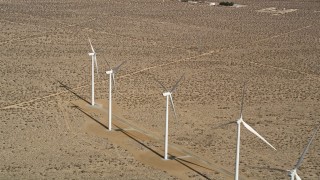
left=180, top=0, right=205, bottom=3
left=219, top=1, right=234, bottom=6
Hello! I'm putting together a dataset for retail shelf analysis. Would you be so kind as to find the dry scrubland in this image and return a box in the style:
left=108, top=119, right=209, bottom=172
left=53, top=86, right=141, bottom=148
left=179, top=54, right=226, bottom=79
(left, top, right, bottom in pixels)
left=1, top=0, right=320, bottom=179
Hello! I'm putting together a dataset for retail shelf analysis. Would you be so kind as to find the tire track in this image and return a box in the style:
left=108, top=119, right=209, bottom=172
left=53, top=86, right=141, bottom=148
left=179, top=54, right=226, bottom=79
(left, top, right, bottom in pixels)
left=0, top=12, right=196, bottom=54
left=56, top=97, right=129, bottom=160
left=0, top=24, right=314, bottom=110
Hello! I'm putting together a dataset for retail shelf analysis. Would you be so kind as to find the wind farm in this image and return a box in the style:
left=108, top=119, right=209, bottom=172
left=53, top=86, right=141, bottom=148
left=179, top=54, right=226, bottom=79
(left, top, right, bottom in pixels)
left=1, top=0, right=320, bottom=179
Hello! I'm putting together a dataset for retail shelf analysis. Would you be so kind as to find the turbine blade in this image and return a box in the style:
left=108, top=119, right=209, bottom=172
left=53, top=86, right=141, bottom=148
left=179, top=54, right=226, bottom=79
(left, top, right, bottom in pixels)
left=242, top=120, right=276, bottom=150
left=153, top=76, right=168, bottom=92
left=112, top=73, right=116, bottom=91
left=94, top=56, right=99, bottom=78
left=239, top=82, right=246, bottom=118
left=88, top=38, right=95, bottom=53
left=113, top=60, right=126, bottom=73
left=103, top=56, right=111, bottom=70
left=295, top=173, right=301, bottom=180
left=169, top=94, right=177, bottom=118
left=294, top=125, right=320, bottom=169
left=170, top=74, right=184, bottom=93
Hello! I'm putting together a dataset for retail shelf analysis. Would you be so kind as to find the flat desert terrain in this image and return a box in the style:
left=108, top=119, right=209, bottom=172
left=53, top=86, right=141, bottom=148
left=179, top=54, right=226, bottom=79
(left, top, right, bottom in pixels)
left=1, top=0, right=320, bottom=179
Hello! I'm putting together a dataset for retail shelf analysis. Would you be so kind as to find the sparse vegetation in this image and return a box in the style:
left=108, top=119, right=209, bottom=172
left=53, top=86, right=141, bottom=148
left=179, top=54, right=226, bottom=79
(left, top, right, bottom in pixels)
left=219, top=1, right=234, bottom=6
left=1, top=0, right=319, bottom=179
left=180, top=0, right=204, bottom=2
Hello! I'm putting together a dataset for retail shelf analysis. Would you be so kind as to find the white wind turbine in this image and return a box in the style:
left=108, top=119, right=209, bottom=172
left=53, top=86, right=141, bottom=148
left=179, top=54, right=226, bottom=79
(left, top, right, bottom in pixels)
left=88, top=38, right=99, bottom=106
left=288, top=125, right=320, bottom=180
left=155, top=75, right=184, bottom=160
left=234, top=83, right=276, bottom=180
left=105, top=61, right=126, bottom=131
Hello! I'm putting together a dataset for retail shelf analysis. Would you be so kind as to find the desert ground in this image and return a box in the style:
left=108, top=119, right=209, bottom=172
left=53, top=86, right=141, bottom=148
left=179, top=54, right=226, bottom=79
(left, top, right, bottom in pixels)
left=1, top=0, right=320, bottom=179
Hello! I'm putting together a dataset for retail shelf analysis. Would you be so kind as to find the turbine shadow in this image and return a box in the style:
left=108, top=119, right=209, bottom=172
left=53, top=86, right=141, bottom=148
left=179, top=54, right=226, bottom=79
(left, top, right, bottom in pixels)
left=70, top=106, right=215, bottom=179
left=113, top=125, right=212, bottom=179
left=113, top=124, right=163, bottom=159
left=56, top=80, right=90, bottom=105
left=174, top=157, right=212, bottom=180
left=175, top=157, right=215, bottom=172
left=213, top=121, right=235, bottom=129
left=74, top=105, right=108, bottom=129
left=246, top=165, right=287, bottom=173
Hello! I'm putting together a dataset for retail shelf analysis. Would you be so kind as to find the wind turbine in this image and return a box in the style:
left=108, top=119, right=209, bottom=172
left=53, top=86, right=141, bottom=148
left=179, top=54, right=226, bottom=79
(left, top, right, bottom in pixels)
left=88, top=38, right=99, bottom=106
left=105, top=61, right=126, bottom=131
left=234, top=83, right=276, bottom=180
left=155, top=75, right=184, bottom=160
left=288, top=125, right=320, bottom=180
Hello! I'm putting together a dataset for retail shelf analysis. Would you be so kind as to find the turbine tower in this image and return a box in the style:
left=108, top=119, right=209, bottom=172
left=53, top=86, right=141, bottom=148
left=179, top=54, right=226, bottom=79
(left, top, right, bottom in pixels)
left=288, top=125, right=320, bottom=180
left=234, top=83, right=276, bottom=180
left=155, top=75, right=184, bottom=160
left=88, top=38, right=99, bottom=106
left=105, top=61, right=126, bottom=131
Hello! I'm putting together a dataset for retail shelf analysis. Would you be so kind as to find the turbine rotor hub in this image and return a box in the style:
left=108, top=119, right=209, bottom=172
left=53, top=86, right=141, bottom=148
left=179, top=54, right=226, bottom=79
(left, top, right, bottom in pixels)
left=288, top=169, right=296, bottom=176
left=163, top=92, right=171, bottom=96
left=237, top=118, right=243, bottom=124
left=106, top=70, right=113, bottom=74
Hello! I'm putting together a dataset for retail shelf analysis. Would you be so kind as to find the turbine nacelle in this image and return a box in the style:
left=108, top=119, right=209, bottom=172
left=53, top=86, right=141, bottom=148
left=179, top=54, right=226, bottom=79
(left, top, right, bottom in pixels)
left=163, top=92, right=172, bottom=96
left=288, top=168, right=295, bottom=175
left=88, top=52, right=95, bottom=56
left=237, top=117, right=243, bottom=124
left=288, top=169, right=301, bottom=180
left=106, top=69, right=113, bottom=75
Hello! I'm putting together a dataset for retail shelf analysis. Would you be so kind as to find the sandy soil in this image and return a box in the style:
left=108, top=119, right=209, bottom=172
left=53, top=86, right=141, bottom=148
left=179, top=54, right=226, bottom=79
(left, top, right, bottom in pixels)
left=1, top=0, right=320, bottom=179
